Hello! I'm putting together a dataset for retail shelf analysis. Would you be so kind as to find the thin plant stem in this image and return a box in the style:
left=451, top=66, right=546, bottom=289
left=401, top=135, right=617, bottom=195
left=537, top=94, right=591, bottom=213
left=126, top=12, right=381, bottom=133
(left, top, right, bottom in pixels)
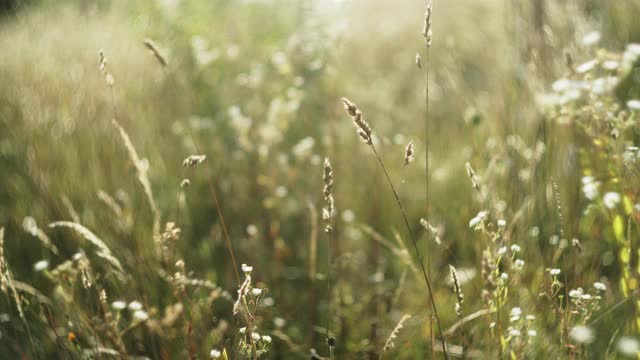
left=188, top=132, right=241, bottom=285
left=326, top=227, right=335, bottom=360
left=369, top=145, right=449, bottom=359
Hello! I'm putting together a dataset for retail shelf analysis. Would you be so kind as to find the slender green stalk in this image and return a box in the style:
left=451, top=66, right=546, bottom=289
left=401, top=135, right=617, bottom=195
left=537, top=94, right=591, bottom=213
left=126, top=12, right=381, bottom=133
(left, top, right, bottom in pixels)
left=370, top=145, right=449, bottom=359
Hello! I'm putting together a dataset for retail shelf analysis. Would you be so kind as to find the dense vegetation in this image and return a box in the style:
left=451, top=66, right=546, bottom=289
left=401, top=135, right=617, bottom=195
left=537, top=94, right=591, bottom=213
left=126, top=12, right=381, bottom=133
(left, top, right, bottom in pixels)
left=1, top=0, right=640, bottom=358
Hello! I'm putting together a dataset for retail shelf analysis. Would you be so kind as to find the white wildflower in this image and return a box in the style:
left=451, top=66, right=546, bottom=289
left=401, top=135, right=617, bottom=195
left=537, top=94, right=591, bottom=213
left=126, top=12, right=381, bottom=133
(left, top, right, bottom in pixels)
left=617, top=337, right=640, bottom=355
left=582, top=176, right=600, bottom=200
left=128, top=301, right=143, bottom=311
left=528, top=330, right=537, bottom=337
left=252, top=288, right=263, bottom=296
left=594, top=282, right=607, bottom=291
left=112, top=301, right=127, bottom=310
left=511, top=244, right=521, bottom=253
left=33, top=260, right=49, bottom=272
left=342, top=209, right=355, bottom=223
left=581, top=31, right=601, bottom=46
left=133, top=310, right=149, bottom=321
left=469, top=211, right=488, bottom=229
left=273, top=317, right=286, bottom=328
left=241, top=264, right=253, bottom=274
left=497, top=246, right=507, bottom=256
left=576, top=59, right=597, bottom=74
left=603, top=192, right=621, bottom=209
left=627, top=100, right=640, bottom=110
left=569, top=288, right=584, bottom=299
left=570, top=326, right=594, bottom=344
left=210, top=349, right=222, bottom=358
left=549, top=268, right=561, bottom=276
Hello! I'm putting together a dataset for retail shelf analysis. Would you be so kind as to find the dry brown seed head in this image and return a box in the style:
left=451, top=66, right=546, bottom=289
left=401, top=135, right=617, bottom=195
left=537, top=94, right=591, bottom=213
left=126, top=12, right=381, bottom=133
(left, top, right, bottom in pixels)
left=143, top=38, right=168, bottom=67
left=423, top=1, right=433, bottom=47
left=404, top=140, right=415, bottom=166
left=341, top=97, right=373, bottom=145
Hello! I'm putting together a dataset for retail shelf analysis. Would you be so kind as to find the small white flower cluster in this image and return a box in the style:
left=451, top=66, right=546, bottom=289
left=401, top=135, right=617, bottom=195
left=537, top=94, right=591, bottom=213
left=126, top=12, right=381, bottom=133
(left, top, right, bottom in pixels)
left=567, top=282, right=607, bottom=321
left=469, top=210, right=488, bottom=230
left=237, top=326, right=272, bottom=356
left=581, top=176, right=600, bottom=201
left=506, top=307, right=537, bottom=340
left=603, top=192, right=621, bottom=209
left=496, top=244, right=525, bottom=271
left=111, top=300, right=149, bottom=321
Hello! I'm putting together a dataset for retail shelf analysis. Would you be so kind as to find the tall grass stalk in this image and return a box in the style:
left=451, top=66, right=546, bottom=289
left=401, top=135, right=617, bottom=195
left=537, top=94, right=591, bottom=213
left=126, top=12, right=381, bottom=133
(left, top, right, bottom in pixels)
left=341, top=98, right=449, bottom=359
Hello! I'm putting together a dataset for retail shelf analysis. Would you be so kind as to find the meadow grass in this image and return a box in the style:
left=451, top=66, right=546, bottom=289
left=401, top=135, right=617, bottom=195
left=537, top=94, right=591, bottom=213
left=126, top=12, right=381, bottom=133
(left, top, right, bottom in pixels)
left=1, top=0, right=640, bottom=359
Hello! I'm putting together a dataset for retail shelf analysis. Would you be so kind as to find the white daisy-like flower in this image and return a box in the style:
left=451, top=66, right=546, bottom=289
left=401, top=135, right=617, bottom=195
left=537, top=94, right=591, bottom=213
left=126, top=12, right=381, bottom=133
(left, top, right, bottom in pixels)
left=500, top=272, right=509, bottom=280
left=497, top=219, right=506, bottom=227
left=128, top=301, right=143, bottom=311
left=34, top=260, right=49, bottom=272
left=509, top=329, right=521, bottom=337
left=617, top=337, right=640, bottom=355
left=252, top=288, right=263, bottom=296
left=273, top=317, right=286, bottom=328
left=489, top=322, right=496, bottom=328
left=526, top=315, right=536, bottom=321
left=252, top=332, right=261, bottom=341
left=133, top=310, right=149, bottom=321
left=510, top=307, right=522, bottom=317
left=576, top=59, right=597, bottom=74
left=569, top=288, right=584, bottom=298
left=594, top=282, right=607, bottom=291
left=246, top=225, right=258, bottom=236
left=262, top=335, right=272, bottom=343
left=603, top=192, right=621, bottom=209
left=241, top=264, right=253, bottom=274
left=527, top=330, right=538, bottom=337
left=112, top=301, right=127, bottom=310
left=549, top=268, right=561, bottom=276
left=581, top=31, right=601, bottom=46
left=239, top=327, right=247, bottom=334
left=514, top=259, right=525, bottom=268
left=497, top=246, right=507, bottom=256
left=581, top=176, right=600, bottom=200
left=570, top=326, right=594, bottom=344
left=210, top=349, right=222, bottom=359
left=469, top=211, right=488, bottom=228
left=511, top=244, right=521, bottom=253
left=627, top=99, right=640, bottom=110
left=581, top=294, right=593, bottom=300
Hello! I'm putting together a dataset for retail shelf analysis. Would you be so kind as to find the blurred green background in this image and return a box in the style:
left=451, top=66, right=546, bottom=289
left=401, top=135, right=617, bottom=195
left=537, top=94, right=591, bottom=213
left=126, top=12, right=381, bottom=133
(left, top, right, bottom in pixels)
left=1, top=0, right=640, bottom=358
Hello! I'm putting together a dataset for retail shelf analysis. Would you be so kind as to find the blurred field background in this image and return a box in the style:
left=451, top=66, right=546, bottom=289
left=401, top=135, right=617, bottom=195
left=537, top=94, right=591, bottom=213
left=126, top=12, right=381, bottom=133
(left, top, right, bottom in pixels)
left=2, top=0, right=640, bottom=358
